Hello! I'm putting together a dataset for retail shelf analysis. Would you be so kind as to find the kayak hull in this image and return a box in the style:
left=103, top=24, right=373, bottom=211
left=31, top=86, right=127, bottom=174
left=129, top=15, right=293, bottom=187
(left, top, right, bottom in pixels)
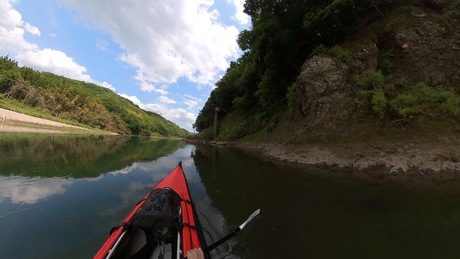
left=95, top=163, right=209, bottom=259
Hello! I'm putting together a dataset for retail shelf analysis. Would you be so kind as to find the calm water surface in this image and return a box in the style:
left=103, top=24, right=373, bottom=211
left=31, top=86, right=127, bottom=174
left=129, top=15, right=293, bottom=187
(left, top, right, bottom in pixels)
left=1, top=134, right=460, bottom=258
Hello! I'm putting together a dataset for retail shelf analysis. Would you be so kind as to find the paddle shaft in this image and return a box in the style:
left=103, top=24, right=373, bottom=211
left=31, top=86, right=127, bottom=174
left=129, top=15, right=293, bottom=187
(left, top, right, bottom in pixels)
left=204, top=228, right=240, bottom=253
left=183, top=209, right=260, bottom=258
left=182, top=229, right=240, bottom=259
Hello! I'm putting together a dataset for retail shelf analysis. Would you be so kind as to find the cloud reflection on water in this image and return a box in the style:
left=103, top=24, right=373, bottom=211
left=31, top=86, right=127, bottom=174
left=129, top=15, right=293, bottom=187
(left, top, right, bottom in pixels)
left=0, top=176, right=73, bottom=204
left=0, top=144, right=234, bottom=258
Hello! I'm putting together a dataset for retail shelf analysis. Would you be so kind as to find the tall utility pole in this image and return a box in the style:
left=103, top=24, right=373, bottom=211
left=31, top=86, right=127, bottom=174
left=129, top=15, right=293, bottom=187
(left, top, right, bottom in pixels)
left=213, top=106, right=219, bottom=139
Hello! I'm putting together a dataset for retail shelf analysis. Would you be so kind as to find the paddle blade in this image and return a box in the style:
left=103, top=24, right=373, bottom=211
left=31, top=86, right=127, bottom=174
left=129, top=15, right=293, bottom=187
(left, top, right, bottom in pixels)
left=239, top=209, right=260, bottom=230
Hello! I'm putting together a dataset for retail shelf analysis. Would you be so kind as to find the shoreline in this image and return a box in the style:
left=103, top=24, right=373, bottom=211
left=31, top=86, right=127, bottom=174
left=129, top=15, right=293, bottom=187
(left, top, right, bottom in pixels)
left=2, top=107, right=458, bottom=174
left=187, top=139, right=460, bottom=174
left=257, top=142, right=460, bottom=174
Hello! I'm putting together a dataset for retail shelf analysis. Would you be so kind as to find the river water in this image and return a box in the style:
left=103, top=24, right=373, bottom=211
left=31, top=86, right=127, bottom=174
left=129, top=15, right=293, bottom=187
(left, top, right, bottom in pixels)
left=1, top=134, right=460, bottom=258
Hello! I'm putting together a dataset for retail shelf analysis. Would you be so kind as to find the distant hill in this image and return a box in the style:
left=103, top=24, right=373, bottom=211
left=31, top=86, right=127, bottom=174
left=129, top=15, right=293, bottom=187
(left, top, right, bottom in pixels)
left=0, top=56, right=189, bottom=137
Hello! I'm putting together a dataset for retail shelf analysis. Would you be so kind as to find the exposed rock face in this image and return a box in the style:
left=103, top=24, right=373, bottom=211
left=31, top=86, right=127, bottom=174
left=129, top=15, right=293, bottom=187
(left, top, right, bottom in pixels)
left=270, top=1, right=460, bottom=172
left=345, top=39, right=379, bottom=74
left=295, top=39, right=380, bottom=140
left=295, top=1, right=460, bottom=137
left=387, top=3, right=460, bottom=88
left=423, top=0, right=454, bottom=12
left=296, top=55, right=354, bottom=137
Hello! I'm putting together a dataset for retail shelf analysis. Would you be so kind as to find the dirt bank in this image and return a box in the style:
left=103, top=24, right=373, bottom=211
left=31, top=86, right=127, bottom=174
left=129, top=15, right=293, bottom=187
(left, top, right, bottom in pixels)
left=256, top=140, right=460, bottom=174
left=0, top=108, right=90, bottom=134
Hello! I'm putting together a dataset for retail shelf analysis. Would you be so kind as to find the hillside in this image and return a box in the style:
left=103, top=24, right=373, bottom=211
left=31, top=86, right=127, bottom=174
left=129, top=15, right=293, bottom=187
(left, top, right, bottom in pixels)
left=0, top=57, right=189, bottom=137
left=193, top=0, right=460, bottom=172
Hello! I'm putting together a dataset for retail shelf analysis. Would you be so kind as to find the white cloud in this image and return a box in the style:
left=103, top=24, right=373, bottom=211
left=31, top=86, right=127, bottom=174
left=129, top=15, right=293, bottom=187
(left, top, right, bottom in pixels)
left=99, top=81, right=116, bottom=91
left=58, top=0, right=241, bottom=89
left=181, top=94, right=202, bottom=110
left=119, top=93, right=195, bottom=131
left=16, top=48, right=93, bottom=82
left=0, top=2, right=38, bottom=54
left=159, top=95, right=177, bottom=104
left=184, top=99, right=199, bottom=109
left=23, top=22, right=40, bottom=36
left=0, top=0, right=246, bottom=130
left=0, top=0, right=98, bottom=84
left=1, top=3, right=22, bottom=28
left=227, top=0, right=250, bottom=25
left=183, top=94, right=201, bottom=101
left=144, top=103, right=196, bottom=131
left=119, top=93, right=142, bottom=107
left=138, top=79, right=168, bottom=95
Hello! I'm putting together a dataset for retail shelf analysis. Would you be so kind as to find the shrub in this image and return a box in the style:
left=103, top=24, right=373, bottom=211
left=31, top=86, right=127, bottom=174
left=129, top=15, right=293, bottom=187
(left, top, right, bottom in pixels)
left=371, top=89, right=387, bottom=118
left=311, top=44, right=329, bottom=57
left=311, top=44, right=351, bottom=64
left=355, top=78, right=460, bottom=120
left=329, top=45, right=352, bottom=64
left=356, top=90, right=372, bottom=108
left=378, top=51, right=394, bottom=75
left=353, top=70, right=384, bottom=89
left=356, top=89, right=387, bottom=118
left=390, top=82, right=460, bottom=118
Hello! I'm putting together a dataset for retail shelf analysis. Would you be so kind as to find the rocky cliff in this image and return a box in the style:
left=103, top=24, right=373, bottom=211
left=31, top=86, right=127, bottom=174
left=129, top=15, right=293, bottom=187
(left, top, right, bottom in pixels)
left=259, top=0, right=460, bottom=173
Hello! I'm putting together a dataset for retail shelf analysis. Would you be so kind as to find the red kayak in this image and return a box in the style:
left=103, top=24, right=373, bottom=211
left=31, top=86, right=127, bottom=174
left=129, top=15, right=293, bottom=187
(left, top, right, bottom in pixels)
left=95, top=162, right=210, bottom=259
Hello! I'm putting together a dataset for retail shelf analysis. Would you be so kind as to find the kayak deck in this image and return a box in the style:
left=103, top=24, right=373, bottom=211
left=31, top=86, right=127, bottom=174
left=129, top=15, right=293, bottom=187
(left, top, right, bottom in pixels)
left=95, top=163, right=209, bottom=259
left=106, top=223, right=178, bottom=258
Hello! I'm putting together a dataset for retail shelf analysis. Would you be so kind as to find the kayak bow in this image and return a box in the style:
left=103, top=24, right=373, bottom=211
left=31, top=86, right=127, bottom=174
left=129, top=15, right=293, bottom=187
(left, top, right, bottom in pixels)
left=95, top=162, right=209, bottom=259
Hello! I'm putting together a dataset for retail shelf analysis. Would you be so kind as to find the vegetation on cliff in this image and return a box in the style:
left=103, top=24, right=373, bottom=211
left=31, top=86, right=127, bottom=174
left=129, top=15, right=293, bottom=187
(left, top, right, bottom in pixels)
left=194, top=0, right=460, bottom=143
left=0, top=56, right=189, bottom=137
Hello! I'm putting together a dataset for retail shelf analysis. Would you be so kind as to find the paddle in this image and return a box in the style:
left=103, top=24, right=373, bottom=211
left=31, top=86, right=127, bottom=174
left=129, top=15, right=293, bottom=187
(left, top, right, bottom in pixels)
left=203, top=209, right=260, bottom=254
left=205, top=208, right=260, bottom=253
left=184, top=209, right=260, bottom=258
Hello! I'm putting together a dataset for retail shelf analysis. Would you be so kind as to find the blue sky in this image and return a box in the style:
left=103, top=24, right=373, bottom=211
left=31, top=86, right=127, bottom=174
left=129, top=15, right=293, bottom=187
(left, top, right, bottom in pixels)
left=0, top=0, right=250, bottom=132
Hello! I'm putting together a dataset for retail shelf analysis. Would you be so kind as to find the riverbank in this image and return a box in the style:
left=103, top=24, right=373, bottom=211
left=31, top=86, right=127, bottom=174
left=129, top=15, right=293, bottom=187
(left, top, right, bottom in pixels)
left=3, top=106, right=458, bottom=173
left=257, top=141, right=460, bottom=174
left=187, top=138, right=460, bottom=174
left=0, top=108, right=94, bottom=134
